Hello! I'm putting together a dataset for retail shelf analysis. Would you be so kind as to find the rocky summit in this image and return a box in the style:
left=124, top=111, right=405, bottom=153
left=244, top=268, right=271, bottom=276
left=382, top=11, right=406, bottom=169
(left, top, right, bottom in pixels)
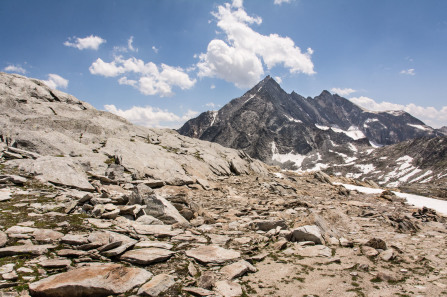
left=0, top=71, right=447, bottom=297
left=179, top=76, right=441, bottom=172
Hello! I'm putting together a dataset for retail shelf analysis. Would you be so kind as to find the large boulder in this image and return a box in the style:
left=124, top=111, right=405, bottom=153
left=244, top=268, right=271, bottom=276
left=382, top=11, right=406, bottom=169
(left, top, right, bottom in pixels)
left=286, top=225, right=324, bottom=245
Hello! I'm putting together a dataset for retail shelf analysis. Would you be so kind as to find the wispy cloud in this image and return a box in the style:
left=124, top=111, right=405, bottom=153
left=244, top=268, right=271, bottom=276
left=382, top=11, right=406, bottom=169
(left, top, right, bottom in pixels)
left=42, top=74, right=68, bottom=90
left=3, top=64, right=26, bottom=74
left=274, top=0, right=292, bottom=5
left=104, top=104, right=198, bottom=128
left=152, top=46, right=159, bottom=54
left=350, top=96, right=447, bottom=128
left=64, top=35, right=106, bottom=50
left=400, top=68, right=415, bottom=76
left=331, top=87, right=356, bottom=96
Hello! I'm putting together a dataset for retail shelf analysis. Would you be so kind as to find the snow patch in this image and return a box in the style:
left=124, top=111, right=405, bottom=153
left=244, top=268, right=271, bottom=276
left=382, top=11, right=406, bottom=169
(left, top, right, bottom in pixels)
left=369, top=140, right=383, bottom=148
left=348, top=143, right=358, bottom=152
left=284, top=115, right=303, bottom=123
left=355, top=164, right=375, bottom=174
left=209, top=111, right=218, bottom=126
left=331, top=126, right=366, bottom=140
left=409, top=170, right=433, bottom=183
left=315, top=124, right=330, bottom=130
left=271, top=142, right=306, bottom=167
left=335, top=183, right=447, bottom=215
left=407, top=123, right=431, bottom=131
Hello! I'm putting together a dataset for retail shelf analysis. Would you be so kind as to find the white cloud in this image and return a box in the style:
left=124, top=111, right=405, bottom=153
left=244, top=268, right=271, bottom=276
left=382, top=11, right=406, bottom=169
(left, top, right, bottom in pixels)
left=64, top=35, right=106, bottom=50
left=3, top=65, right=27, bottom=74
left=350, top=96, right=447, bottom=128
left=90, top=56, right=196, bottom=97
left=127, top=36, right=137, bottom=52
left=400, top=68, right=415, bottom=76
left=331, top=87, right=356, bottom=96
left=274, top=0, right=292, bottom=5
left=197, top=0, right=314, bottom=88
left=104, top=104, right=198, bottom=128
left=152, top=46, right=159, bottom=54
left=42, top=74, right=68, bottom=90
left=210, top=84, right=216, bottom=89
left=205, top=102, right=216, bottom=108
left=274, top=76, right=282, bottom=84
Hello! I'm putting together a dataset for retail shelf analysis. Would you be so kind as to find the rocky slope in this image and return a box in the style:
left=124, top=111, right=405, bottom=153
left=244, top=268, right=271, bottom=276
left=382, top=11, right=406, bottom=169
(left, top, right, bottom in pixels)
left=179, top=76, right=440, bottom=172
left=329, top=136, right=447, bottom=198
left=0, top=72, right=447, bottom=297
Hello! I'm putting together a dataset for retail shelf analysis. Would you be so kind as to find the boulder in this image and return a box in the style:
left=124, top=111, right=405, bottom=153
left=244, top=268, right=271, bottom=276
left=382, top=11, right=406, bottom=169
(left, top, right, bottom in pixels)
left=287, top=225, right=324, bottom=245
left=29, top=263, right=153, bottom=296
left=138, top=193, right=189, bottom=225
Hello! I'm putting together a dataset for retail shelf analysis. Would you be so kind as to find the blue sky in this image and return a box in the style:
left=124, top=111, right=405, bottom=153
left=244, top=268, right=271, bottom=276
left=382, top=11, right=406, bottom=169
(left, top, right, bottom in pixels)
left=1, top=0, right=447, bottom=128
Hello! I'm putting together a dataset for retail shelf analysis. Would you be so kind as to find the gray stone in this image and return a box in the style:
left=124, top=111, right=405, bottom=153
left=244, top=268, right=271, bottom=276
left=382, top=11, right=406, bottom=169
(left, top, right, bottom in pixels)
left=136, top=215, right=164, bottom=225
left=380, top=249, right=395, bottom=261
left=137, top=193, right=189, bottom=225
left=133, top=224, right=183, bottom=238
left=137, top=273, right=176, bottom=296
left=185, top=245, right=240, bottom=264
left=287, top=225, right=324, bottom=244
left=29, top=263, right=153, bottom=296
left=198, top=271, right=215, bottom=290
left=120, top=248, right=175, bottom=265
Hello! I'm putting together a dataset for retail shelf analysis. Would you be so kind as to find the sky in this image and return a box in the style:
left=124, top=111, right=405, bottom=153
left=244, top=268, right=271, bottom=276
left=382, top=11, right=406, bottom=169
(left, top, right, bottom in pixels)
left=1, top=0, right=447, bottom=128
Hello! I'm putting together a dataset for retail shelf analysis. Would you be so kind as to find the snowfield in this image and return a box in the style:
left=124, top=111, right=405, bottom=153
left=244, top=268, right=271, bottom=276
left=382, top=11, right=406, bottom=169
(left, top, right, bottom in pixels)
left=337, top=183, right=447, bottom=215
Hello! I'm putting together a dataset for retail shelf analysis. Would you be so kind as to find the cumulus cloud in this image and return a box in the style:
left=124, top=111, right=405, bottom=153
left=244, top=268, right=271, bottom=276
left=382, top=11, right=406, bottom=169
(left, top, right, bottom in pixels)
left=350, top=96, right=447, bottom=128
left=104, top=104, right=198, bottom=128
left=197, top=0, right=314, bottom=88
left=274, top=0, right=292, bottom=5
left=331, top=87, right=356, bottom=96
left=64, top=35, right=106, bottom=50
left=127, top=36, right=137, bottom=52
left=3, top=65, right=27, bottom=74
left=90, top=56, right=196, bottom=97
left=400, top=68, right=415, bottom=76
left=42, top=74, right=69, bottom=90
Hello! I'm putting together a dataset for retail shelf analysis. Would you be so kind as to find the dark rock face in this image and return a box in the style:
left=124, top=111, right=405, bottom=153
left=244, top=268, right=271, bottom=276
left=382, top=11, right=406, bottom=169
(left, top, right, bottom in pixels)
left=179, top=76, right=439, bottom=169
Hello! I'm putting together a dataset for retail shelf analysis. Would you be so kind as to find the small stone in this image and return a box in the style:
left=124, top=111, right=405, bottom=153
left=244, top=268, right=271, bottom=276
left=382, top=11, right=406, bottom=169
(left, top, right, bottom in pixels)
left=17, top=267, right=34, bottom=274
left=376, top=271, right=399, bottom=282
left=361, top=245, right=379, bottom=257
left=0, top=231, right=7, bottom=247
left=220, top=260, right=256, bottom=280
left=365, top=238, right=387, bottom=250
left=56, top=249, right=88, bottom=257
left=188, top=262, right=198, bottom=277
left=0, top=244, right=56, bottom=257
left=137, top=273, right=176, bottom=296
left=0, top=264, right=15, bottom=274
left=198, top=271, right=215, bottom=290
left=33, top=229, right=64, bottom=242
left=135, top=241, right=173, bottom=250
left=273, top=240, right=288, bottom=250
left=2, top=271, right=18, bottom=281
left=380, top=249, right=395, bottom=261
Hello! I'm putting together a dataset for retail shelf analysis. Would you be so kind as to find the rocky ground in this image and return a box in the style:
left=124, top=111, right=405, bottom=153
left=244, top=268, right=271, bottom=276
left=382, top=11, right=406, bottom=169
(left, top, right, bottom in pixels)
left=0, top=161, right=446, bottom=297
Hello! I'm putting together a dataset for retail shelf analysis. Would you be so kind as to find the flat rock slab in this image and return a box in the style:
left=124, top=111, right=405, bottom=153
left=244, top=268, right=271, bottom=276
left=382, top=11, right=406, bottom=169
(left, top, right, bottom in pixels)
left=183, top=287, right=216, bottom=296
left=215, top=280, right=242, bottom=297
left=33, top=229, right=64, bottom=242
left=60, top=234, right=89, bottom=245
left=185, top=245, right=240, bottom=264
left=120, top=248, right=175, bottom=265
left=0, top=244, right=56, bottom=257
left=39, top=259, right=72, bottom=269
left=133, top=224, right=183, bottom=238
left=0, top=188, right=12, bottom=202
left=135, top=241, right=174, bottom=250
left=28, top=263, right=153, bottom=297
left=137, top=273, right=176, bottom=296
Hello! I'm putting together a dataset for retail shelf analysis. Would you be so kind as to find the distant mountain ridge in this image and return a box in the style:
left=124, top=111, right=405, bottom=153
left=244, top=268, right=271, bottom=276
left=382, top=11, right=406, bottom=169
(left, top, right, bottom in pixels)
left=179, top=76, right=440, bottom=172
